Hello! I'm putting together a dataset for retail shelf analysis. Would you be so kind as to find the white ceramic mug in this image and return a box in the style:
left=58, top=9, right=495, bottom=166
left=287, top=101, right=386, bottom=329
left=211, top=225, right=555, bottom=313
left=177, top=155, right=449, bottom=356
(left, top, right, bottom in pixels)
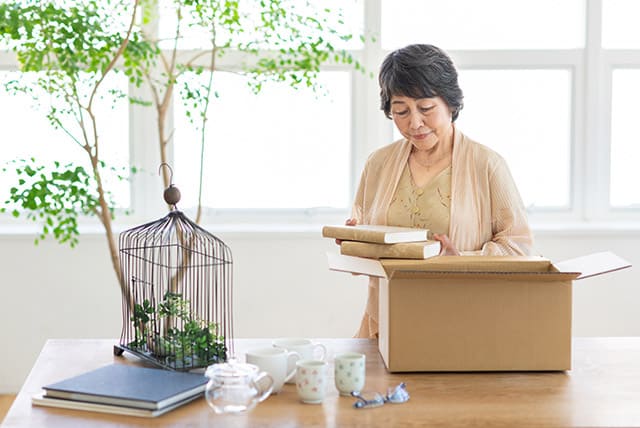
left=334, top=352, right=366, bottom=396
left=245, top=347, right=300, bottom=394
left=273, top=338, right=327, bottom=384
left=295, top=359, right=328, bottom=404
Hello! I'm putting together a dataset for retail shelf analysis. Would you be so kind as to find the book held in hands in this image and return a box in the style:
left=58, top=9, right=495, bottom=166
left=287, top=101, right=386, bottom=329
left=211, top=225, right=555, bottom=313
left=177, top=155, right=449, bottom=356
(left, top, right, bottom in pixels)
left=322, top=224, right=429, bottom=244
left=340, top=240, right=441, bottom=259
left=32, top=363, right=208, bottom=418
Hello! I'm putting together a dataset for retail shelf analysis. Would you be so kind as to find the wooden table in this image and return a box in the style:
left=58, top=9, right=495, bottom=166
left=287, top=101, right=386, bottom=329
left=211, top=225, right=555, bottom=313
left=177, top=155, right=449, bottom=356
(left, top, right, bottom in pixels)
left=2, top=338, right=640, bottom=427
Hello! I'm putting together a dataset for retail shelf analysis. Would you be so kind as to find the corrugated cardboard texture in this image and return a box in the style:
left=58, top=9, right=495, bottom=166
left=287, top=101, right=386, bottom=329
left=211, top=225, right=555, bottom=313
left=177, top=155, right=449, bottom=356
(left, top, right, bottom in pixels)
left=381, top=256, right=554, bottom=274
left=379, top=276, right=572, bottom=372
left=326, top=253, right=630, bottom=372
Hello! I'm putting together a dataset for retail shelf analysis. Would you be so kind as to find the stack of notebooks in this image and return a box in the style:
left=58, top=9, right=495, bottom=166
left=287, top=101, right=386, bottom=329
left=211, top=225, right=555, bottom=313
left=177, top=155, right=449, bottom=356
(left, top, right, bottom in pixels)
left=322, top=224, right=441, bottom=259
left=32, top=364, right=208, bottom=418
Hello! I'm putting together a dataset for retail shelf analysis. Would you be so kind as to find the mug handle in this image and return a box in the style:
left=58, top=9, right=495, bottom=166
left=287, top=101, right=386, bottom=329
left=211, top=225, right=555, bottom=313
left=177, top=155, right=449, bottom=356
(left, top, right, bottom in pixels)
left=313, top=343, right=327, bottom=361
left=253, top=372, right=274, bottom=403
left=284, top=351, right=301, bottom=382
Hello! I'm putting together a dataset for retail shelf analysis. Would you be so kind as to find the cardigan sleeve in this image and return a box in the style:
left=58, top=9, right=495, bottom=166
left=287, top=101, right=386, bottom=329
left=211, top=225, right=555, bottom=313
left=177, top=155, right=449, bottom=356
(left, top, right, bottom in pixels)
left=478, top=156, right=533, bottom=256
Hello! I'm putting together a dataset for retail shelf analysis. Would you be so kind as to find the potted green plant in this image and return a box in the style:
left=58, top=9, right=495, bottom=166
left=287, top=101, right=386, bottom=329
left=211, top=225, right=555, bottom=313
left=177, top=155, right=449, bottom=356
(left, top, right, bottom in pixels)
left=130, top=292, right=227, bottom=368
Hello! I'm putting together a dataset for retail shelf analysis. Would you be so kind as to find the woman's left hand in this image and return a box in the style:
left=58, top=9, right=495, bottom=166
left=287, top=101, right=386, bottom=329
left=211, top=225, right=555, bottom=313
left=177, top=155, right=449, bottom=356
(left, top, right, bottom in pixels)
left=432, top=233, right=460, bottom=256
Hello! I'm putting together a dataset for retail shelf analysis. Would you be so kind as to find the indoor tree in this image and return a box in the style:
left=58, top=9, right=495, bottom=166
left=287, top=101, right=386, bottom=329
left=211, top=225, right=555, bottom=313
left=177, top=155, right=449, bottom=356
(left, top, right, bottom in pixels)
left=0, top=0, right=142, bottom=296
left=0, top=0, right=368, bottom=295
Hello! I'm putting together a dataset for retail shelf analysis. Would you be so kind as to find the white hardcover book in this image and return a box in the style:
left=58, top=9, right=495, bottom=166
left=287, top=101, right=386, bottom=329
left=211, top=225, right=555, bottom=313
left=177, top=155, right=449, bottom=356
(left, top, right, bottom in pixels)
left=32, top=392, right=202, bottom=418
left=340, top=240, right=441, bottom=259
left=322, top=224, right=429, bottom=244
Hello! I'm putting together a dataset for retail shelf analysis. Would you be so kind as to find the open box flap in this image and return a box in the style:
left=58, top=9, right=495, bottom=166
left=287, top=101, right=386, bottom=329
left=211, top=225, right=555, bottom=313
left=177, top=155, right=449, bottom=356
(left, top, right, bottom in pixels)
left=326, top=252, right=387, bottom=278
left=554, top=251, right=632, bottom=280
left=328, top=251, right=631, bottom=280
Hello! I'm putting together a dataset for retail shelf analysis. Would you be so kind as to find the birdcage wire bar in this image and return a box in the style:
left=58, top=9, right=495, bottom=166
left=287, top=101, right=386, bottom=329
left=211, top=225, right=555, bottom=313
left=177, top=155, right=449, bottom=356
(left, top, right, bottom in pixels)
left=115, top=210, right=233, bottom=371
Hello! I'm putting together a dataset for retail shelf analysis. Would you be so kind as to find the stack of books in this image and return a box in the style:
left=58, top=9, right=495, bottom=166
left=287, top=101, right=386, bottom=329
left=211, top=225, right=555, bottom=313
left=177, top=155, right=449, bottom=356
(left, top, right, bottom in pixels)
left=322, top=224, right=441, bottom=259
left=32, top=364, right=208, bottom=418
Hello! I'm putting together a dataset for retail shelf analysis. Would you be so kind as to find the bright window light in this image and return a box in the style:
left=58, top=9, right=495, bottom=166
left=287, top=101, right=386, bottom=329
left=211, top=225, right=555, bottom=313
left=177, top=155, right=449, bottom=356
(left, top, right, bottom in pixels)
left=393, top=69, right=572, bottom=209
left=0, top=71, right=130, bottom=209
left=381, top=0, right=585, bottom=50
left=456, top=69, right=572, bottom=209
left=602, top=0, right=640, bottom=48
left=158, top=0, right=364, bottom=51
left=172, top=71, right=351, bottom=209
left=610, top=69, right=640, bottom=208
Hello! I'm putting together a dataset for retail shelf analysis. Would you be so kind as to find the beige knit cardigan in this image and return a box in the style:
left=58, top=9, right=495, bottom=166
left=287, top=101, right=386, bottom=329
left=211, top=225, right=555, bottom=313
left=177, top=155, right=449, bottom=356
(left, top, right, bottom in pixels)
left=351, top=126, right=534, bottom=337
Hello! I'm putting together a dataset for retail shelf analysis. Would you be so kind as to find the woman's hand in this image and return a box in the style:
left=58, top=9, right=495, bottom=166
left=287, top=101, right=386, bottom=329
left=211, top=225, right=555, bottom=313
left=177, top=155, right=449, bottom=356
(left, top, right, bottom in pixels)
left=336, top=218, right=357, bottom=245
left=432, top=233, right=460, bottom=256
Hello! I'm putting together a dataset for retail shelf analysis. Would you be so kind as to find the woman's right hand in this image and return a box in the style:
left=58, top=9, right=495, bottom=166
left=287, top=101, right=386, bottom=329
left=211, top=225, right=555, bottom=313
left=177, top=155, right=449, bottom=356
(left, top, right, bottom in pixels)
left=433, top=233, right=460, bottom=256
left=336, top=218, right=357, bottom=245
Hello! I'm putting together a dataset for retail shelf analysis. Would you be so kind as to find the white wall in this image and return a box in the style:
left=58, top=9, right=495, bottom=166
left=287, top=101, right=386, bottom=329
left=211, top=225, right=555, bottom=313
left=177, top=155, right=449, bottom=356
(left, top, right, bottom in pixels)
left=0, top=227, right=637, bottom=393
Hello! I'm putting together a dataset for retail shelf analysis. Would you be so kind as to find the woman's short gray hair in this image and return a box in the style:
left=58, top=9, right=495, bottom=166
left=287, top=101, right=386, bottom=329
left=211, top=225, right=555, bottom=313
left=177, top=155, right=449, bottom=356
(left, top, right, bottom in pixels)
left=379, top=44, right=464, bottom=121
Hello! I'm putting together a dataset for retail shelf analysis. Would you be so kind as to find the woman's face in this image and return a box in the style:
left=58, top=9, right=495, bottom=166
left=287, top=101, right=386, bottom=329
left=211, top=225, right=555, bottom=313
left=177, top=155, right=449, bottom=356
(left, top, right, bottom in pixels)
left=390, top=95, right=453, bottom=151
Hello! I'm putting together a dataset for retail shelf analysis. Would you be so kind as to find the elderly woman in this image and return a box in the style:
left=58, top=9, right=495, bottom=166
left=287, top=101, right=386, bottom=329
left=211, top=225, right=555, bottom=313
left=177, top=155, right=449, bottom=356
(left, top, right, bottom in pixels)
left=350, top=44, right=533, bottom=338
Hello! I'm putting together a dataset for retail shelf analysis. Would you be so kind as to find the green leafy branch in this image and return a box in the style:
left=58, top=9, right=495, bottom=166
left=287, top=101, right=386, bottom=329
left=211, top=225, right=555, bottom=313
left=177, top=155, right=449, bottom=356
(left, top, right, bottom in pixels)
left=1, top=159, right=98, bottom=247
left=0, top=0, right=140, bottom=296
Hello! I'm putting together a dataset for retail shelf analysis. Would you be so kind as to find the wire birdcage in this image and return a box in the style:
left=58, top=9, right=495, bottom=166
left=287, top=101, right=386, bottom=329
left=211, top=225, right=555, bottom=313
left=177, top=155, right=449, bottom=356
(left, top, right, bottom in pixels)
left=114, top=167, right=233, bottom=370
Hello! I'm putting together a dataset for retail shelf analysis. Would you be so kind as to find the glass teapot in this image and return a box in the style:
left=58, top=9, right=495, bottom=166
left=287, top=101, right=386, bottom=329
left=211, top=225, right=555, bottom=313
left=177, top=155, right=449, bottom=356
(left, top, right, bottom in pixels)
left=204, top=358, right=274, bottom=414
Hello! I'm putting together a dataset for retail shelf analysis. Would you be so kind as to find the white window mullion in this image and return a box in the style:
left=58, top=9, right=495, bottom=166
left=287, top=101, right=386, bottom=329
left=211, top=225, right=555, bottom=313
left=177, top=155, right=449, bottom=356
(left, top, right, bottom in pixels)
left=128, top=84, right=167, bottom=222
left=357, top=0, right=391, bottom=185
left=570, top=57, right=586, bottom=222
left=583, top=0, right=609, bottom=222
left=128, top=2, right=171, bottom=222
left=0, top=51, right=17, bottom=67
left=606, top=51, right=640, bottom=217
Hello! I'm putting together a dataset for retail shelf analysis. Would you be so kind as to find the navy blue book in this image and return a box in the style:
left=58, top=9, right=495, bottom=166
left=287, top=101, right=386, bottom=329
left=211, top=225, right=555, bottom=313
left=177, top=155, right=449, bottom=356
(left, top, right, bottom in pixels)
left=40, top=364, right=208, bottom=410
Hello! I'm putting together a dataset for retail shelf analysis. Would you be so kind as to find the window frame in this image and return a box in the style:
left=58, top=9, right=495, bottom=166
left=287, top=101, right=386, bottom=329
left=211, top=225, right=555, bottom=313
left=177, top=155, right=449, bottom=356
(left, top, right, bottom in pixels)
left=1, top=0, right=639, bottom=230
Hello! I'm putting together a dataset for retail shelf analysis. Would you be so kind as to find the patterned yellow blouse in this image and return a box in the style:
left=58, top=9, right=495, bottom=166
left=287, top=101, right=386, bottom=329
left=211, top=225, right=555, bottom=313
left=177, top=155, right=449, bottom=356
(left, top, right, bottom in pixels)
left=387, top=164, right=451, bottom=237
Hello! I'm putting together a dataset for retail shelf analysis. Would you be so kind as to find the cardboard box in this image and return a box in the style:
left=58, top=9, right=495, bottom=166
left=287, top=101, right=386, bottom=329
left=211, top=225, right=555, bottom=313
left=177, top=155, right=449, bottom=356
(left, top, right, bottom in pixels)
left=327, top=252, right=631, bottom=372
